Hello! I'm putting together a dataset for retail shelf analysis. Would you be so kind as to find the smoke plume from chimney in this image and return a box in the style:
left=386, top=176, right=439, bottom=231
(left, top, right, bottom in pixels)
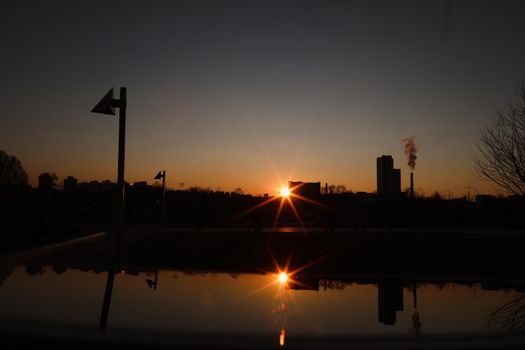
left=402, top=136, right=418, bottom=171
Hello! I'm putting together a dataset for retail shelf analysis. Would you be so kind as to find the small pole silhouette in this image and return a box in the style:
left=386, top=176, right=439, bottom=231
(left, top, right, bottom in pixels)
left=154, top=170, right=166, bottom=224
left=410, top=172, right=414, bottom=199
left=464, top=185, right=477, bottom=202
left=91, top=87, right=127, bottom=254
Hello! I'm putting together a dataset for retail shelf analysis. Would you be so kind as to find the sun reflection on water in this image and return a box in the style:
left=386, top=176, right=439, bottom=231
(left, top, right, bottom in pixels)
left=279, top=328, right=286, bottom=346
left=273, top=271, right=291, bottom=346
left=278, top=272, right=288, bottom=285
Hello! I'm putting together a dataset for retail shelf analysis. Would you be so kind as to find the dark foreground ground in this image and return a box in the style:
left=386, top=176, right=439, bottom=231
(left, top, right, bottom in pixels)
left=3, top=321, right=525, bottom=350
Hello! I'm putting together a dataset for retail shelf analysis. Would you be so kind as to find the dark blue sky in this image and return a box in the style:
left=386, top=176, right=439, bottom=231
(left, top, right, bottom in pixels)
left=2, top=0, right=525, bottom=195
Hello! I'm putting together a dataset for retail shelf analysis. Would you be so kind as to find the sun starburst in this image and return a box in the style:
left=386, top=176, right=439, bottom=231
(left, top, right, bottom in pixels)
left=278, top=272, right=288, bottom=284
left=279, top=187, right=291, bottom=198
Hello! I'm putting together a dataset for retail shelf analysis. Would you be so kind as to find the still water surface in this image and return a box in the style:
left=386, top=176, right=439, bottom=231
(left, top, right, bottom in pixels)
left=0, top=267, right=521, bottom=341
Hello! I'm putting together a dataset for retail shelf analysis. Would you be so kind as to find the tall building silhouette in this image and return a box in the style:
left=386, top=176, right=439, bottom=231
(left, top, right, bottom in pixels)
left=377, top=155, right=401, bottom=195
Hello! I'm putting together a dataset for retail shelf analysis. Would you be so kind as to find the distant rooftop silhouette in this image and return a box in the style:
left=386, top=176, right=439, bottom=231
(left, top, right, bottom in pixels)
left=288, top=181, right=321, bottom=199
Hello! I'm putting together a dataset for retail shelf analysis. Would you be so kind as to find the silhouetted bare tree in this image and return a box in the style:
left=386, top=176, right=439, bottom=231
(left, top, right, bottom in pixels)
left=324, top=184, right=347, bottom=195
left=0, top=150, right=28, bottom=185
left=475, top=82, right=525, bottom=195
left=233, top=187, right=244, bottom=195
left=488, top=294, right=525, bottom=331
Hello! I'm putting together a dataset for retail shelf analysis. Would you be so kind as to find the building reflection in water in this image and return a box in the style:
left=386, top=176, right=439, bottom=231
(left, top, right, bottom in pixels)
left=299, top=276, right=423, bottom=331
left=287, top=274, right=319, bottom=291
left=377, top=282, right=404, bottom=325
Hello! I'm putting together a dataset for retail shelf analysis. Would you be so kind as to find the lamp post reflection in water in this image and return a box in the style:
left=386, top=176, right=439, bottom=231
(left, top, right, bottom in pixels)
left=146, top=271, right=159, bottom=290
left=99, top=267, right=116, bottom=331
left=411, top=283, right=422, bottom=336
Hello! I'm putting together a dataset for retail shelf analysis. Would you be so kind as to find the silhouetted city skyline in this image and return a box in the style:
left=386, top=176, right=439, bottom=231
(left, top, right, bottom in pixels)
left=3, top=1, right=525, bottom=196
left=2, top=1, right=525, bottom=347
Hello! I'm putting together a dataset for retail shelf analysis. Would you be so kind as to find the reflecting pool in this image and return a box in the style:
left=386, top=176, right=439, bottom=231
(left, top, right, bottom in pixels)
left=1, top=266, right=523, bottom=345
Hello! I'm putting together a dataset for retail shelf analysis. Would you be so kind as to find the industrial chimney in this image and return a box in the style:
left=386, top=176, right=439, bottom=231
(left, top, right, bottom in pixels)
left=410, top=172, right=414, bottom=199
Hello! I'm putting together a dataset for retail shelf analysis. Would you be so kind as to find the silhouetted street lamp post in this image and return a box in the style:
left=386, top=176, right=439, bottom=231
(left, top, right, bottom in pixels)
left=91, top=87, right=127, bottom=253
left=154, top=170, right=166, bottom=224
left=91, top=87, right=127, bottom=331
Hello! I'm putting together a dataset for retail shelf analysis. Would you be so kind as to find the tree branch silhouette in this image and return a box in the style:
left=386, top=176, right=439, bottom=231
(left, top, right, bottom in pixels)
left=475, top=81, right=525, bottom=195
left=488, top=294, right=525, bottom=331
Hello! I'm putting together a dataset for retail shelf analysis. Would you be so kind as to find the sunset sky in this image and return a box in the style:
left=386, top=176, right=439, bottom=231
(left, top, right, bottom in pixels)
left=2, top=0, right=525, bottom=196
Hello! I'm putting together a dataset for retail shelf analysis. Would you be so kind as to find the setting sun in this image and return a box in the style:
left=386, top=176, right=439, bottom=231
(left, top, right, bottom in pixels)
left=279, top=187, right=291, bottom=198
